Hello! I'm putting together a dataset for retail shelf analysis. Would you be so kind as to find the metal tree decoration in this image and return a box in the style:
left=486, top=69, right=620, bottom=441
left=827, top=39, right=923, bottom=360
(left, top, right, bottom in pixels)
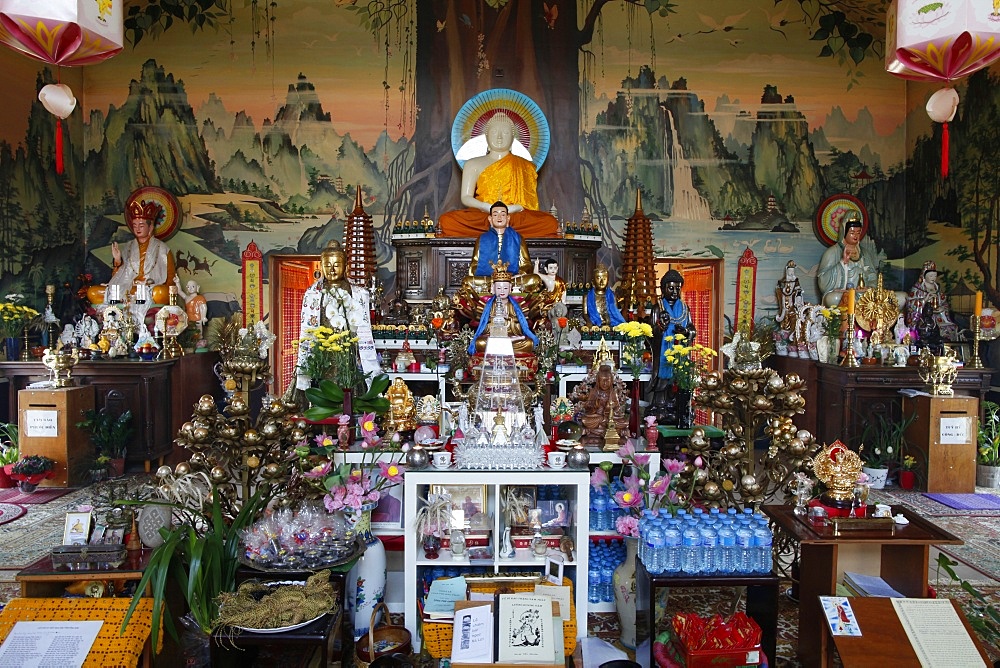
left=161, top=322, right=305, bottom=521
left=682, top=333, right=821, bottom=510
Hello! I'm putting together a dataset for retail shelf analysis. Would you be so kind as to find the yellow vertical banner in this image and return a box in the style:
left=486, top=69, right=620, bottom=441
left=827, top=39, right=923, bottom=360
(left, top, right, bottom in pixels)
left=735, top=247, right=758, bottom=333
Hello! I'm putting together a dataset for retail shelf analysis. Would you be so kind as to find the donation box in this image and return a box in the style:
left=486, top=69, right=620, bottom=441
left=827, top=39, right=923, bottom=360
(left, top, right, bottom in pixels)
left=18, top=386, right=95, bottom=487
left=903, top=394, right=979, bottom=493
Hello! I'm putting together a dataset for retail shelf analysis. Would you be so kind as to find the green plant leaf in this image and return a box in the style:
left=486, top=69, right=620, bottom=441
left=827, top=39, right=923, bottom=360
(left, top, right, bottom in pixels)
left=304, top=406, right=337, bottom=421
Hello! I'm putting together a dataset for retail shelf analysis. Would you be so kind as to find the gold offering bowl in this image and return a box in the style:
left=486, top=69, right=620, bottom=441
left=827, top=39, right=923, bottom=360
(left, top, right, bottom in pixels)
left=41, top=347, right=79, bottom=388
left=918, top=347, right=958, bottom=396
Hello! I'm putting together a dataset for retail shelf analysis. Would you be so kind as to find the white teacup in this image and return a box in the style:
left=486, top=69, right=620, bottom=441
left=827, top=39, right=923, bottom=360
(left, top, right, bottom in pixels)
left=547, top=451, right=567, bottom=468
left=874, top=503, right=891, bottom=518
left=432, top=451, right=452, bottom=469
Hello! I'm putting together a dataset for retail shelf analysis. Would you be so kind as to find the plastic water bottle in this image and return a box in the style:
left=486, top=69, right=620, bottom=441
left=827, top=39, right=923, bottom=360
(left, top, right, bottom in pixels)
left=699, top=525, right=718, bottom=575
left=735, top=517, right=754, bottom=574
left=600, top=564, right=615, bottom=602
left=753, top=524, right=773, bottom=574
left=645, top=521, right=666, bottom=574
left=588, top=564, right=602, bottom=603
left=592, top=493, right=608, bottom=531
left=681, top=523, right=702, bottom=574
left=662, top=518, right=683, bottom=573
left=716, top=525, right=736, bottom=573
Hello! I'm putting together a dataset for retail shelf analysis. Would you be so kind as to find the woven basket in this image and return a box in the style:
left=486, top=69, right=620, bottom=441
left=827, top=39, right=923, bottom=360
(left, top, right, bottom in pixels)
left=422, top=577, right=577, bottom=659
left=355, top=601, right=412, bottom=668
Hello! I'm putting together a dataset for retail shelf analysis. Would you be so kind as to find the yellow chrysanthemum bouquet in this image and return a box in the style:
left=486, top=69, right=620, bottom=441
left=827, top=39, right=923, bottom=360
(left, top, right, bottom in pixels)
left=295, top=326, right=363, bottom=388
left=662, top=333, right=717, bottom=391
left=614, top=320, right=653, bottom=378
left=0, top=294, right=39, bottom=340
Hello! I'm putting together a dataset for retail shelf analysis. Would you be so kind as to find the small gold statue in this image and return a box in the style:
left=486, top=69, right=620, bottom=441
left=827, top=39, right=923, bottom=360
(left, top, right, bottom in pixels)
left=385, top=377, right=418, bottom=432
left=813, top=440, right=864, bottom=508
left=918, top=346, right=959, bottom=396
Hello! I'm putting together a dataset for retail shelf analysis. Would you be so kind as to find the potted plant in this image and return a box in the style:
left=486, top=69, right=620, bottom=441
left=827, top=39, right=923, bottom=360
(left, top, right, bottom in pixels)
left=77, top=409, right=133, bottom=478
left=414, top=495, right=453, bottom=559
left=976, top=400, right=1000, bottom=488
left=10, top=454, right=55, bottom=493
left=898, top=455, right=919, bottom=490
left=303, top=373, right=391, bottom=422
left=0, top=423, right=19, bottom=488
left=857, top=411, right=916, bottom=489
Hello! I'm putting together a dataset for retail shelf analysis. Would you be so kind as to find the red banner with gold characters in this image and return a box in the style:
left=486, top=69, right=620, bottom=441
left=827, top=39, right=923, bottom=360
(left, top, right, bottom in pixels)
left=735, top=247, right=758, bottom=333
left=241, top=241, right=263, bottom=327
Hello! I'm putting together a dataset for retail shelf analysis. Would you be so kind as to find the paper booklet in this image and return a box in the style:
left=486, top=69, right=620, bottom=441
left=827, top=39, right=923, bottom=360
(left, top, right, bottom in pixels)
left=451, top=601, right=494, bottom=664
left=498, top=594, right=555, bottom=664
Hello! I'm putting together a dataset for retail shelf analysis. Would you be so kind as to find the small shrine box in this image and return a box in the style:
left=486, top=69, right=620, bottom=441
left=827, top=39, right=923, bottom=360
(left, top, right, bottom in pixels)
left=18, top=386, right=95, bottom=487
left=903, top=394, right=979, bottom=493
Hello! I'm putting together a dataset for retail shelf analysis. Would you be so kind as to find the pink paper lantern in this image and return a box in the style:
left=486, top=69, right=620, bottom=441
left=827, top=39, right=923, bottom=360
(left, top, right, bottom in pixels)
left=0, top=0, right=123, bottom=66
left=885, top=0, right=1000, bottom=178
left=886, top=0, right=1000, bottom=82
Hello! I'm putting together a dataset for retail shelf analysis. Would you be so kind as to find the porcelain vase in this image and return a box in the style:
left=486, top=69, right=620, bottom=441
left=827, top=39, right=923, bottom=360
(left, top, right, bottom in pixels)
left=345, top=502, right=386, bottom=642
left=861, top=466, right=889, bottom=490
left=613, top=536, right=638, bottom=649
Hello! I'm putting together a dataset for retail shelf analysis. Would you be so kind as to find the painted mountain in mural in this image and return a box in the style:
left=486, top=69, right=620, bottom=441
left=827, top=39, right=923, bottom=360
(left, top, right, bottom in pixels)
left=581, top=67, right=822, bottom=221
left=197, top=73, right=397, bottom=214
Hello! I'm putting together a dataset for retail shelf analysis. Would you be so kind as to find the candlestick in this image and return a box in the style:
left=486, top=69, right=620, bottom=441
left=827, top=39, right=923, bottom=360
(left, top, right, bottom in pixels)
left=840, top=314, right=859, bottom=368
left=969, top=314, right=984, bottom=369
left=975, top=291, right=983, bottom=318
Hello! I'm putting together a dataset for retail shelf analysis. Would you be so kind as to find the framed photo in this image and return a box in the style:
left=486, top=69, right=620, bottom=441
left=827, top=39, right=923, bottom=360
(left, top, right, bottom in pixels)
left=89, top=524, right=107, bottom=545
left=545, top=554, right=565, bottom=585
left=371, top=482, right=404, bottom=530
left=538, top=500, right=573, bottom=529
left=430, top=484, right=487, bottom=529
left=63, top=512, right=92, bottom=546
left=103, top=527, right=125, bottom=545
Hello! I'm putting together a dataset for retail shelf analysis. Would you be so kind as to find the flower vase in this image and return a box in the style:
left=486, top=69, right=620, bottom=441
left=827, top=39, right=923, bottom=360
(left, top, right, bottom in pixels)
left=675, top=388, right=693, bottom=430
left=629, top=379, right=642, bottom=438
left=4, top=337, right=19, bottom=361
left=644, top=424, right=659, bottom=451
left=899, top=470, right=916, bottom=490
left=861, top=466, right=889, bottom=490
left=338, top=423, right=352, bottom=449
left=342, top=387, right=353, bottom=418
left=613, top=536, right=638, bottom=649
left=344, top=502, right=386, bottom=642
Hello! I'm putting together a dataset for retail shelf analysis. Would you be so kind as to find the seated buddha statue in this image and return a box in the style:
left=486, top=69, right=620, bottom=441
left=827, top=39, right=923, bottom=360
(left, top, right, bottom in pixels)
left=439, top=111, right=558, bottom=239
left=573, top=363, right=629, bottom=451
left=469, top=261, right=539, bottom=355
left=583, top=264, right=625, bottom=327
left=385, top=376, right=418, bottom=433
left=87, top=200, right=176, bottom=306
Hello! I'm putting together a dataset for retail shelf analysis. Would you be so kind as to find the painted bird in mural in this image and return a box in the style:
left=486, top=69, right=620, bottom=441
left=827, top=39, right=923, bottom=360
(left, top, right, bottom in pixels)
left=436, top=19, right=446, bottom=32
left=543, top=3, right=558, bottom=29
left=459, top=13, right=472, bottom=27
left=697, top=10, right=750, bottom=32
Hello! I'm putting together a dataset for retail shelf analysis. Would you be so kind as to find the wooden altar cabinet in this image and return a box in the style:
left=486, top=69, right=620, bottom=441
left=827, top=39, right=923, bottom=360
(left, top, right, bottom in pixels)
left=393, top=237, right=602, bottom=300
left=0, top=353, right=221, bottom=469
left=813, top=362, right=991, bottom=446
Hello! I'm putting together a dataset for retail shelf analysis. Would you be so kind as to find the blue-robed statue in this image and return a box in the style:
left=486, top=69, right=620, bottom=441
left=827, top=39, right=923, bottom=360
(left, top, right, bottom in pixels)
left=469, top=261, right=538, bottom=355
left=583, top=264, right=625, bottom=327
left=649, top=270, right=695, bottom=419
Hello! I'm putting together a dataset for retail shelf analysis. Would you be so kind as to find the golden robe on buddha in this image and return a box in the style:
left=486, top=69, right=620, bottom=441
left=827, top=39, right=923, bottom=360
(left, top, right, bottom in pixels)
left=440, top=154, right=559, bottom=238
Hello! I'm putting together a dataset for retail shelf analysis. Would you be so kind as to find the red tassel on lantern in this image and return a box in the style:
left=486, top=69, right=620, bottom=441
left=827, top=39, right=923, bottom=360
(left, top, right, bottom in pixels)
left=54, top=118, right=64, bottom=174
left=941, top=121, right=949, bottom=179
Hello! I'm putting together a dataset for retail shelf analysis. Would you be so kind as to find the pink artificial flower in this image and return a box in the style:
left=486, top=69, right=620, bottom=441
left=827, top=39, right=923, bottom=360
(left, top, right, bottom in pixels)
left=314, top=433, right=336, bottom=448
left=616, top=440, right=636, bottom=460
left=663, top=458, right=686, bottom=475
left=324, top=487, right=347, bottom=512
left=590, top=467, right=609, bottom=490
left=623, top=470, right=641, bottom=490
left=648, top=475, right=670, bottom=496
left=856, top=472, right=870, bottom=484
left=644, top=415, right=657, bottom=427
left=616, top=515, right=640, bottom=538
left=360, top=412, right=378, bottom=438
left=615, top=487, right=643, bottom=509
left=633, top=453, right=651, bottom=467
left=378, top=461, right=405, bottom=483
left=348, top=468, right=364, bottom=483
left=303, top=461, right=331, bottom=478
left=338, top=414, right=350, bottom=426
left=693, top=455, right=704, bottom=468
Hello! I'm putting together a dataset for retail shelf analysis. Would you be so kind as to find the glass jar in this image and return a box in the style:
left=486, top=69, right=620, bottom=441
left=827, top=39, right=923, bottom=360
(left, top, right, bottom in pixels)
left=531, top=532, right=548, bottom=557
left=450, top=528, right=466, bottom=557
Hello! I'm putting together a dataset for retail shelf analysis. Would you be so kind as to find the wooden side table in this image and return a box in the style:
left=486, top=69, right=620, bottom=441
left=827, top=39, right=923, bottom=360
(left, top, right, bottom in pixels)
left=635, top=560, right=779, bottom=666
left=826, top=597, right=991, bottom=666
left=763, top=504, right=963, bottom=667
left=16, top=549, right=152, bottom=598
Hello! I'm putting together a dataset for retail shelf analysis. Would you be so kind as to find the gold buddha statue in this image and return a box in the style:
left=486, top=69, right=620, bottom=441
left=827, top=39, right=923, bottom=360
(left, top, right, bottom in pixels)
left=385, top=377, right=418, bottom=432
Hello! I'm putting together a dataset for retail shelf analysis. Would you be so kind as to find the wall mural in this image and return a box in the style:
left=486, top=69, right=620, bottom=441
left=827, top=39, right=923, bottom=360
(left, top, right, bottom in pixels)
left=0, top=0, right=993, bottom=329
